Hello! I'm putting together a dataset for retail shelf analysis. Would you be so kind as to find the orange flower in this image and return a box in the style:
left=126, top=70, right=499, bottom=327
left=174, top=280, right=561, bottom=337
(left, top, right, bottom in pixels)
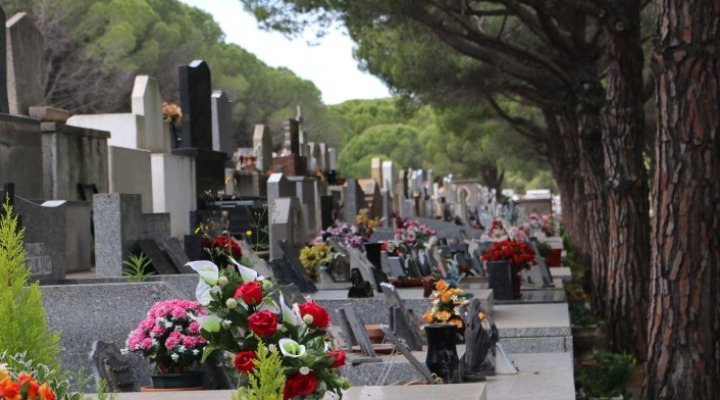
left=18, top=374, right=39, bottom=399
left=449, top=316, right=464, bottom=330
left=435, top=311, right=452, bottom=322
left=435, top=280, right=448, bottom=292
left=478, top=312, right=487, bottom=321
left=38, top=383, right=56, bottom=400
left=423, top=311, right=435, bottom=323
left=440, top=290, right=454, bottom=303
left=0, top=376, right=20, bottom=400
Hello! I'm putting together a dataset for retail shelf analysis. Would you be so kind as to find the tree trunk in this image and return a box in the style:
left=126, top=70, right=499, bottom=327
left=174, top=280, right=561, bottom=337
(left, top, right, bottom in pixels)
left=573, top=74, right=609, bottom=317
left=601, top=0, right=650, bottom=362
left=643, top=1, right=720, bottom=398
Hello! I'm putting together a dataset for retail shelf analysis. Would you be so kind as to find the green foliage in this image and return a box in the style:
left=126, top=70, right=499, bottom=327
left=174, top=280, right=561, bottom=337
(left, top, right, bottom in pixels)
left=232, top=342, right=286, bottom=400
left=94, top=377, right=118, bottom=400
left=576, top=351, right=635, bottom=398
left=0, top=352, right=84, bottom=400
left=0, top=201, right=62, bottom=373
left=337, top=124, right=424, bottom=178
left=569, top=303, right=602, bottom=327
left=122, top=252, right=155, bottom=282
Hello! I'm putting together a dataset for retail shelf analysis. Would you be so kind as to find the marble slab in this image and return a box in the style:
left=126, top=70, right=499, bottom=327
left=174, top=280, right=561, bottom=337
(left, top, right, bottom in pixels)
left=495, top=288, right=567, bottom=305
left=87, top=383, right=488, bottom=400
left=485, top=352, right=575, bottom=400
left=312, top=288, right=493, bottom=325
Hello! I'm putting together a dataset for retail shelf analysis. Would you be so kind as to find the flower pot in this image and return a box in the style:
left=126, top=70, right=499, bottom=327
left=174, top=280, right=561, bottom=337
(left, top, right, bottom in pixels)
left=424, top=324, right=459, bottom=383
left=487, top=261, right=513, bottom=300
left=546, top=249, right=562, bottom=267
left=150, top=371, right=204, bottom=389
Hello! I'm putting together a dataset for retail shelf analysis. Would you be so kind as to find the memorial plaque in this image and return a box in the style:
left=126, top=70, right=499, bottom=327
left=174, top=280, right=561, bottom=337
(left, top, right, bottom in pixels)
left=137, top=239, right=178, bottom=275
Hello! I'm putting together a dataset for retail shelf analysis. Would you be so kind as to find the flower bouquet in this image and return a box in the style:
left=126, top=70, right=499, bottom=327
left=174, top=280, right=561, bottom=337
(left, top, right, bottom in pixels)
left=125, top=299, right=208, bottom=375
left=481, top=239, right=537, bottom=271
left=299, top=242, right=334, bottom=282
left=202, top=235, right=243, bottom=266
left=188, top=260, right=349, bottom=399
left=422, top=279, right=471, bottom=333
left=390, top=216, right=437, bottom=255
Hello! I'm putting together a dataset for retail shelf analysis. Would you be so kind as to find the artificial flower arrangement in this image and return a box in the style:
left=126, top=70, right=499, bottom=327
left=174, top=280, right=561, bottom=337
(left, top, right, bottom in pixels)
left=481, top=239, right=537, bottom=271
left=391, top=215, right=437, bottom=254
left=202, top=235, right=243, bottom=265
left=312, top=208, right=379, bottom=251
left=423, top=279, right=471, bottom=332
left=125, top=299, right=208, bottom=374
left=0, top=367, right=55, bottom=400
left=486, top=219, right=508, bottom=240
left=187, top=259, right=350, bottom=399
left=299, top=242, right=334, bottom=282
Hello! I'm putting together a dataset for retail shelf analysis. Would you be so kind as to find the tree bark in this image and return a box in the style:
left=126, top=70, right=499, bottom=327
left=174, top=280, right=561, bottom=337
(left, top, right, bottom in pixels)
left=601, top=0, right=650, bottom=362
left=643, top=0, right=720, bottom=397
left=573, top=71, right=609, bottom=317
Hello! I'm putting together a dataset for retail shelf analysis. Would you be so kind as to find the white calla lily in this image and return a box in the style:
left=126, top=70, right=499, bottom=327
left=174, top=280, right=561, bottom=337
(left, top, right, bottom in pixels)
left=195, top=315, right=222, bottom=333
left=279, top=338, right=306, bottom=358
left=195, top=280, right=212, bottom=306
left=280, top=294, right=302, bottom=326
left=229, top=257, right=259, bottom=282
left=186, top=260, right=219, bottom=285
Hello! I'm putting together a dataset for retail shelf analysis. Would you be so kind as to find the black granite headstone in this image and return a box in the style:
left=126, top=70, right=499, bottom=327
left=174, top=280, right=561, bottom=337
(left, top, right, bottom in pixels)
left=278, top=240, right=318, bottom=293
left=89, top=341, right=137, bottom=392
left=0, top=6, right=8, bottom=114
left=320, top=195, right=335, bottom=231
left=178, top=60, right=212, bottom=150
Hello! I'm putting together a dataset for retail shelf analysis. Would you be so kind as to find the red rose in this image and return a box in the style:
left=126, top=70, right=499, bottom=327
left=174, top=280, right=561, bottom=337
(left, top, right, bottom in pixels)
left=328, top=350, right=346, bottom=368
left=235, top=281, right=263, bottom=305
left=233, top=351, right=257, bottom=374
left=248, top=310, right=278, bottom=338
left=298, top=301, right=331, bottom=329
left=283, top=372, right=317, bottom=399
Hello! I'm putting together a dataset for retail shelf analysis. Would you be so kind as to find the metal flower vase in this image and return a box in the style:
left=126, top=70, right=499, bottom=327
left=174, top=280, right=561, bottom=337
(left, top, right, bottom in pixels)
left=424, top=324, right=460, bottom=383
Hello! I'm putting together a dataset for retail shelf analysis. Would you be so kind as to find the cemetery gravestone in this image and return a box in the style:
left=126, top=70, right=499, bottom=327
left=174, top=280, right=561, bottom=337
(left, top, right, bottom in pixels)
left=177, top=60, right=212, bottom=150
left=269, top=196, right=305, bottom=260
left=6, top=12, right=44, bottom=116
left=211, top=91, right=234, bottom=156
left=89, top=341, right=137, bottom=393
left=327, top=147, right=337, bottom=170
left=131, top=75, right=167, bottom=153
left=336, top=306, right=382, bottom=364
left=278, top=240, right=317, bottom=293
left=371, top=157, right=382, bottom=186
left=284, top=119, right=300, bottom=155
left=253, top=124, right=273, bottom=172
left=15, top=198, right=70, bottom=284
left=137, top=239, right=179, bottom=275
left=344, top=179, right=367, bottom=223
left=319, top=143, right=330, bottom=172
left=380, top=282, right=424, bottom=351
left=347, top=246, right=388, bottom=292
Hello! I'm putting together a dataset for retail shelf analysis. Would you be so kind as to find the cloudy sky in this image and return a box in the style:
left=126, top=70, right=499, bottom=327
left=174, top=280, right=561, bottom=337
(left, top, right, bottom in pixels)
left=178, top=0, right=392, bottom=104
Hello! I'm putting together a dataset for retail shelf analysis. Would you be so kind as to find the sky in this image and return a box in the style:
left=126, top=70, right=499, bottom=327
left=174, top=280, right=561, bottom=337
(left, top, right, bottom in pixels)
left=178, top=0, right=392, bottom=105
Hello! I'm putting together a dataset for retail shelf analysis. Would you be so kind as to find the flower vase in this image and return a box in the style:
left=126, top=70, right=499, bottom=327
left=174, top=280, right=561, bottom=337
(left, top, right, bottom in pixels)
left=149, top=371, right=204, bottom=390
left=487, top=261, right=513, bottom=300
left=424, top=324, right=460, bottom=383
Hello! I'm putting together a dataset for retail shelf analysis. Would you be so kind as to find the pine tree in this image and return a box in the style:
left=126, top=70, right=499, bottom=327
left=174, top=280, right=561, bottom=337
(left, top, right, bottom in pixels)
left=0, top=200, right=61, bottom=371
left=232, top=342, right=286, bottom=400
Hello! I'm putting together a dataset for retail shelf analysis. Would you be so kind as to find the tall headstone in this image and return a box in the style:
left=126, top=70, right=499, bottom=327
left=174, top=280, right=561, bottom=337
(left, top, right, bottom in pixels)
left=344, top=179, right=367, bottom=223
left=0, top=6, right=8, bottom=113
left=327, top=147, right=337, bottom=170
left=457, top=188, right=469, bottom=223
left=381, top=160, right=395, bottom=191
left=283, top=119, right=299, bottom=155
left=267, top=173, right=295, bottom=215
left=381, top=189, right=392, bottom=228
left=269, top=197, right=305, bottom=260
left=290, top=177, right=317, bottom=233
left=211, top=90, right=234, bottom=155
left=175, top=60, right=227, bottom=197
left=131, top=75, right=168, bottom=153
left=319, top=143, right=330, bottom=171
left=6, top=12, right=44, bottom=116
left=253, top=124, right=273, bottom=172
left=370, top=157, right=382, bottom=186
left=177, top=60, right=212, bottom=150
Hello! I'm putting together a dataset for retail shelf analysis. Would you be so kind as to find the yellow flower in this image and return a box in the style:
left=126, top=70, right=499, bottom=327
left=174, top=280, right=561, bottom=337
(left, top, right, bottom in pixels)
left=435, top=280, right=448, bottom=292
left=423, top=311, right=435, bottom=323
left=246, top=230, right=253, bottom=237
